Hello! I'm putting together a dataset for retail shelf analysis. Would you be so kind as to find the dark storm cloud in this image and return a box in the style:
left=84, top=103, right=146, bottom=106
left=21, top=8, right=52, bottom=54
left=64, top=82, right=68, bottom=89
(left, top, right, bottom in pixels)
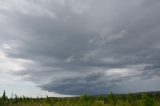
left=40, top=72, right=107, bottom=95
left=1, top=0, right=160, bottom=95
left=40, top=72, right=139, bottom=95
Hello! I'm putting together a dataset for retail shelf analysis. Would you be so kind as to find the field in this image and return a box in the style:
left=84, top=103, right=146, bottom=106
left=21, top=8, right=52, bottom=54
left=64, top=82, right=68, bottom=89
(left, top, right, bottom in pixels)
left=0, top=91, right=160, bottom=106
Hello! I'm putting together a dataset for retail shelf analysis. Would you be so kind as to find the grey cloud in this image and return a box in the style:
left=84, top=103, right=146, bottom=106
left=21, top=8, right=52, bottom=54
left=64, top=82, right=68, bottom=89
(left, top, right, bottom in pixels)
left=40, top=72, right=137, bottom=95
left=1, top=0, right=160, bottom=95
left=40, top=72, right=107, bottom=95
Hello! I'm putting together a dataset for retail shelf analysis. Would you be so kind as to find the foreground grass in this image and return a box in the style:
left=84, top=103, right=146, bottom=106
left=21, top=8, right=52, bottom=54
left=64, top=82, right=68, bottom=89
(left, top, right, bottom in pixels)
left=0, top=91, right=160, bottom=106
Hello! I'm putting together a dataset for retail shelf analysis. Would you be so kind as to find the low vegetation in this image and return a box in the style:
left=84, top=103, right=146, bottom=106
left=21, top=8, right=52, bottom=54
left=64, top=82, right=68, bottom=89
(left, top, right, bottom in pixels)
left=0, top=91, right=160, bottom=106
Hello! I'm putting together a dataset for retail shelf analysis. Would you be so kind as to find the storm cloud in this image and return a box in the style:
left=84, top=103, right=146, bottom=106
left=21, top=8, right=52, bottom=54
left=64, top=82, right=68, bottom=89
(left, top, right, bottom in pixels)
left=0, top=0, right=160, bottom=95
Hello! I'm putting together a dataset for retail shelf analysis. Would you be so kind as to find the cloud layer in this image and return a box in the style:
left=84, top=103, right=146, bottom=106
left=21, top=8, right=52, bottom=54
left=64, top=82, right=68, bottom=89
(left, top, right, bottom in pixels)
left=0, top=0, right=160, bottom=95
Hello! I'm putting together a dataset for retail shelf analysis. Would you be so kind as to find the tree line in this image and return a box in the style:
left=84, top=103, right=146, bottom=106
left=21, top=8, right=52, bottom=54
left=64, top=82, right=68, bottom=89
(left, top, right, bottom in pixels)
left=0, top=90, right=160, bottom=106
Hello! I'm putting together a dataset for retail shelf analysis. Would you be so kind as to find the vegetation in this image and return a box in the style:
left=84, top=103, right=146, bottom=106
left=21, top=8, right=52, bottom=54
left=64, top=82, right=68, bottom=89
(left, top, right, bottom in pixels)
left=0, top=91, right=160, bottom=106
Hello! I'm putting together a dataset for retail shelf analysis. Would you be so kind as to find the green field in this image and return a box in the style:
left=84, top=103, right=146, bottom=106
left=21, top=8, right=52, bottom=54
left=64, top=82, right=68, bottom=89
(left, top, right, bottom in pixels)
left=1, top=91, right=160, bottom=106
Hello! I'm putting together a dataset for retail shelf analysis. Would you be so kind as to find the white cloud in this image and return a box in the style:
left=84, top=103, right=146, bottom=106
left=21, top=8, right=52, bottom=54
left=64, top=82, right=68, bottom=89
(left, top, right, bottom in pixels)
left=106, top=68, right=140, bottom=77
left=0, top=43, right=12, bottom=49
left=67, top=0, right=90, bottom=14
left=0, top=0, right=56, bottom=18
left=0, top=51, right=30, bottom=72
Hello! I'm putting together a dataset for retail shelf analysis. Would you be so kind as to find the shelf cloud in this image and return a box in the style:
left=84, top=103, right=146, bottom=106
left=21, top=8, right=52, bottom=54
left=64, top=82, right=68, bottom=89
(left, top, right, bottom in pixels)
left=0, top=0, right=160, bottom=95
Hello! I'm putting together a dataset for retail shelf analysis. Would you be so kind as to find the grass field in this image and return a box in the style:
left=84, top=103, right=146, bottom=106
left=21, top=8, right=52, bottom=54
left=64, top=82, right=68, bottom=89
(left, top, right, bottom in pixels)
left=0, top=91, right=160, bottom=106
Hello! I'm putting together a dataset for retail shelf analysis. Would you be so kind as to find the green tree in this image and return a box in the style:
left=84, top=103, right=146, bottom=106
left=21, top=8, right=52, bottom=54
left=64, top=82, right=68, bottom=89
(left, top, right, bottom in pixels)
left=2, top=90, right=7, bottom=100
left=46, top=95, right=53, bottom=104
left=127, top=93, right=133, bottom=103
left=108, top=92, right=117, bottom=106
left=140, top=93, right=155, bottom=106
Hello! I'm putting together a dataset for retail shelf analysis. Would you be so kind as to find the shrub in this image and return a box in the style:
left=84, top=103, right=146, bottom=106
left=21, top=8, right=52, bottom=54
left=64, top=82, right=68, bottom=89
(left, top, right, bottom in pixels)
left=140, top=93, right=155, bottom=106
left=80, top=94, right=90, bottom=102
left=93, top=101, right=105, bottom=106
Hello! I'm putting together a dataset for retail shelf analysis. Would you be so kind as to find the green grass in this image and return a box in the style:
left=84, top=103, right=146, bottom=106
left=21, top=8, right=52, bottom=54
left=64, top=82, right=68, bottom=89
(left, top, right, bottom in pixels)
left=0, top=91, right=160, bottom=106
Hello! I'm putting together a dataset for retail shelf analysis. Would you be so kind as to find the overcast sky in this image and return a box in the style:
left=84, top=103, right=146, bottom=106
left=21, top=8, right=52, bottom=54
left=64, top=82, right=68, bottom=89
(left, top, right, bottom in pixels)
left=0, top=0, right=160, bottom=97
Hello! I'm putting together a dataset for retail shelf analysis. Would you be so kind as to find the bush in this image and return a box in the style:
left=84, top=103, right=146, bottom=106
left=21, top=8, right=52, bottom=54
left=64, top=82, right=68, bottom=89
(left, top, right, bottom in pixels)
left=140, top=94, right=155, bottom=106
left=80, top=95, right=90, bottom=102
left=93, top=101, right=105, bottom=106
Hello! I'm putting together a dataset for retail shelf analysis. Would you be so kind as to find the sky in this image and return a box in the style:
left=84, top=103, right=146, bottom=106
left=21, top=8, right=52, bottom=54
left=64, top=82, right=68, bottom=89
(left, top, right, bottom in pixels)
left=0, top=0, right=160, bottom=97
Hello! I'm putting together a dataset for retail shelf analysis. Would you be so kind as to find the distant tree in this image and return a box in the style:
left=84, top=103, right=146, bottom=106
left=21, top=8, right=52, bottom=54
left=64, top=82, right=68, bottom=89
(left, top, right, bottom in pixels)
left=127, top=93, right=133, bottom=103
left=14, top=94, right=19, bottom=103
left=46, top=95, right=52, bottom=104
left=2, top=90, right=7, bottom=100
left=108, top=92, right=117, bottom=106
